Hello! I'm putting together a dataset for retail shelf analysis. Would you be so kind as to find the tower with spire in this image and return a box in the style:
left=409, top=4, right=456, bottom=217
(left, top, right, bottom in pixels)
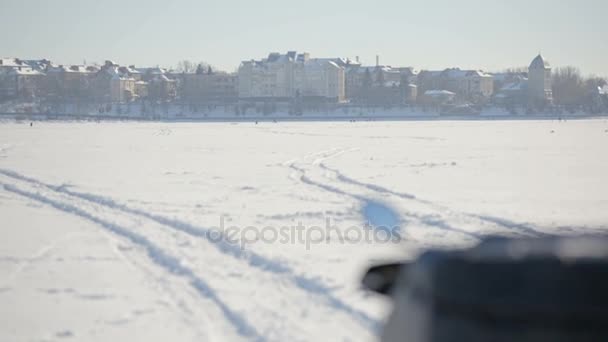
left=528, top=54, right=553, bottom=105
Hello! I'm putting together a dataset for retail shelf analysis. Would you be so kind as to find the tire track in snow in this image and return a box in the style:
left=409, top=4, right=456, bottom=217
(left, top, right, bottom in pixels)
left=0, top=168, right=380, bottom=333
left=0, top=182, right=264, bottom=341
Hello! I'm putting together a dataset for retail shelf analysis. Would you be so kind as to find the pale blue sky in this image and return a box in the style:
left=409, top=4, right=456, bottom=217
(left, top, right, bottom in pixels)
left=1, top=0, right=606, bottom=75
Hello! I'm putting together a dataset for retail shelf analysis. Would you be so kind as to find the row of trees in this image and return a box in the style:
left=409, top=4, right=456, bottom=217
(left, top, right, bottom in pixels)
left=551, top=66, right=606, bottom=107
left=175, top=60, right=214, bottom=75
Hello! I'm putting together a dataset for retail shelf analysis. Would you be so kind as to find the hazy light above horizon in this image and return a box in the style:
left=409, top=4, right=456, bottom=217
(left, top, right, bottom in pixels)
left=1, top=0, right=606, bottom=75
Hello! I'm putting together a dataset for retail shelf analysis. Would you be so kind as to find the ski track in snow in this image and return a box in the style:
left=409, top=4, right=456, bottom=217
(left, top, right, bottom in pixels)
left=0, top=168, right=381, bottom=338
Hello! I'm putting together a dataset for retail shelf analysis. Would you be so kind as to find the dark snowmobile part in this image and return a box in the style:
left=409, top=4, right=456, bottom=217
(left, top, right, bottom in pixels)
left=364, top=236, right=608, bottom=342
left=362, top=262, right=406, bottom=295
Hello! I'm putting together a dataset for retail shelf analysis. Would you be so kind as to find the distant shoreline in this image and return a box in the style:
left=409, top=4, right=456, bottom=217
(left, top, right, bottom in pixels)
left=1, top=112, right=607, bottom=123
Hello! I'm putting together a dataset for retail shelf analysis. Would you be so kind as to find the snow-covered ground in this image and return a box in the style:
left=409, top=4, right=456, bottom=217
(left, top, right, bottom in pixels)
left=1, top=119, right=607, bottom=341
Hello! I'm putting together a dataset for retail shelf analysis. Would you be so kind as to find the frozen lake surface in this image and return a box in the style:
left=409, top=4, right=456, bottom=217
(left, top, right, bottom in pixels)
left=1, top=119, right=607, bottom=341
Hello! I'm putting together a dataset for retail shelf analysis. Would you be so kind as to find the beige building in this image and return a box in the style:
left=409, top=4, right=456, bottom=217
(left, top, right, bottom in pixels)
left=134, top=81, right=148, bottom=99
left=147, top=74, right=177, bottom=102
left=46, top=64, right=99, bottom=101
left=182, top=72, right=237, bottom=104
left=133, top=66, right=177, bottom=102
left=0, top=59, right=46, bottom=100
left=92, top=61, right=136, bottom=103
left=417, top=68, right=494, bottom=101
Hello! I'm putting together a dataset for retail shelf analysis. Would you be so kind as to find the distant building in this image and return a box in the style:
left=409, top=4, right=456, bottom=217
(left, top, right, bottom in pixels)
left=422, top=90, right=456, bottom=105
left=494, top=75, right=528, bottom=106
left=136, top=66, right=177, bottom=102
left=147, top=75, right=176, bottom=102
left=181, top=71, right=238, bottom=104
left=0, top=58, right=46, bottom=100
left=137, top=66, right=169, bottom=83
left=46, top=64, right=99, bottom=102
left=91, top=61, right=136, bottom=103
left=238, top=51, right=345, bottom=103
left=345, top=64, right=417, bottom=105
left=417, top=68, right=494, bottom=102
left=293, top=58, right=345, bottom=102
left=134, top=81, right=148, bottom=99
left=528, top=54, right=553, bottom=105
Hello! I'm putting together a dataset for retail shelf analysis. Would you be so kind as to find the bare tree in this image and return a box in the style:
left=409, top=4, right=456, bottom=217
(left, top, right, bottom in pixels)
left=552, top=66, right=586, bottom=106
left=176, top=60, right=197, bottom=73
left=503, top=66, right=529, bottom=74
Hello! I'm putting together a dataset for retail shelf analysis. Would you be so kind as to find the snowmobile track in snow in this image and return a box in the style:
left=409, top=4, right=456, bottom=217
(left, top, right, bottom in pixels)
left=1, top=181, right=264, bottom=341
left=284, top=147, right=608, bottom=244
left=0, top=168, right=380, bottom=340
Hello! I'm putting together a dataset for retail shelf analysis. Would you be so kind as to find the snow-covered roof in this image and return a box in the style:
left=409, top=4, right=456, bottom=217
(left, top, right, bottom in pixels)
left=119, top=66, right=140, bottom=74
left=243, top=51, right=321, bottom=67
left=20, top=59, right=52, bottom=72
left=311, top=57, right=358, bottom=68
left=0, top=58, right=26, bottom=68
left=302, top=59, right=343, bottom=71
left=529, top=54, right=550, bottom=70
left=98, top=65, right=135, bottom=80
left=425, top=90, right=455, bottom=96
left=151, top=74, right=175, bottom=83
left=8, top=66, right=43, bottom=76
left=351, top=65, right=395, bottom=74
left=396, top=67, right=418, bottom=76
left=47, top=65, right=98, bottom=74
left=421, top=68, right=492, bottom=80
left=468, top=70, right=493, bottom=78
left=137, top=66, right=167, bottom=75
left=68, top=65, right=91, bottom=73
left=0, top=58, right=49, bottom=76
left=443, top=68, right=492, bottom=79
left=499, top=80, right=528, bottom=92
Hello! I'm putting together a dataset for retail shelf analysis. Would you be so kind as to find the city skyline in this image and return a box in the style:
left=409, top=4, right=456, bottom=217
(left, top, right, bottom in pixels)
left=1, top=0, right=607, bottom=76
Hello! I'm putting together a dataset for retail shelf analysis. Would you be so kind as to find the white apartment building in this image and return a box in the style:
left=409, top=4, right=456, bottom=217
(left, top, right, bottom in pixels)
left=294, top=58, right=345, bottom=100
left=238, top=51, right=345, bottom=102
